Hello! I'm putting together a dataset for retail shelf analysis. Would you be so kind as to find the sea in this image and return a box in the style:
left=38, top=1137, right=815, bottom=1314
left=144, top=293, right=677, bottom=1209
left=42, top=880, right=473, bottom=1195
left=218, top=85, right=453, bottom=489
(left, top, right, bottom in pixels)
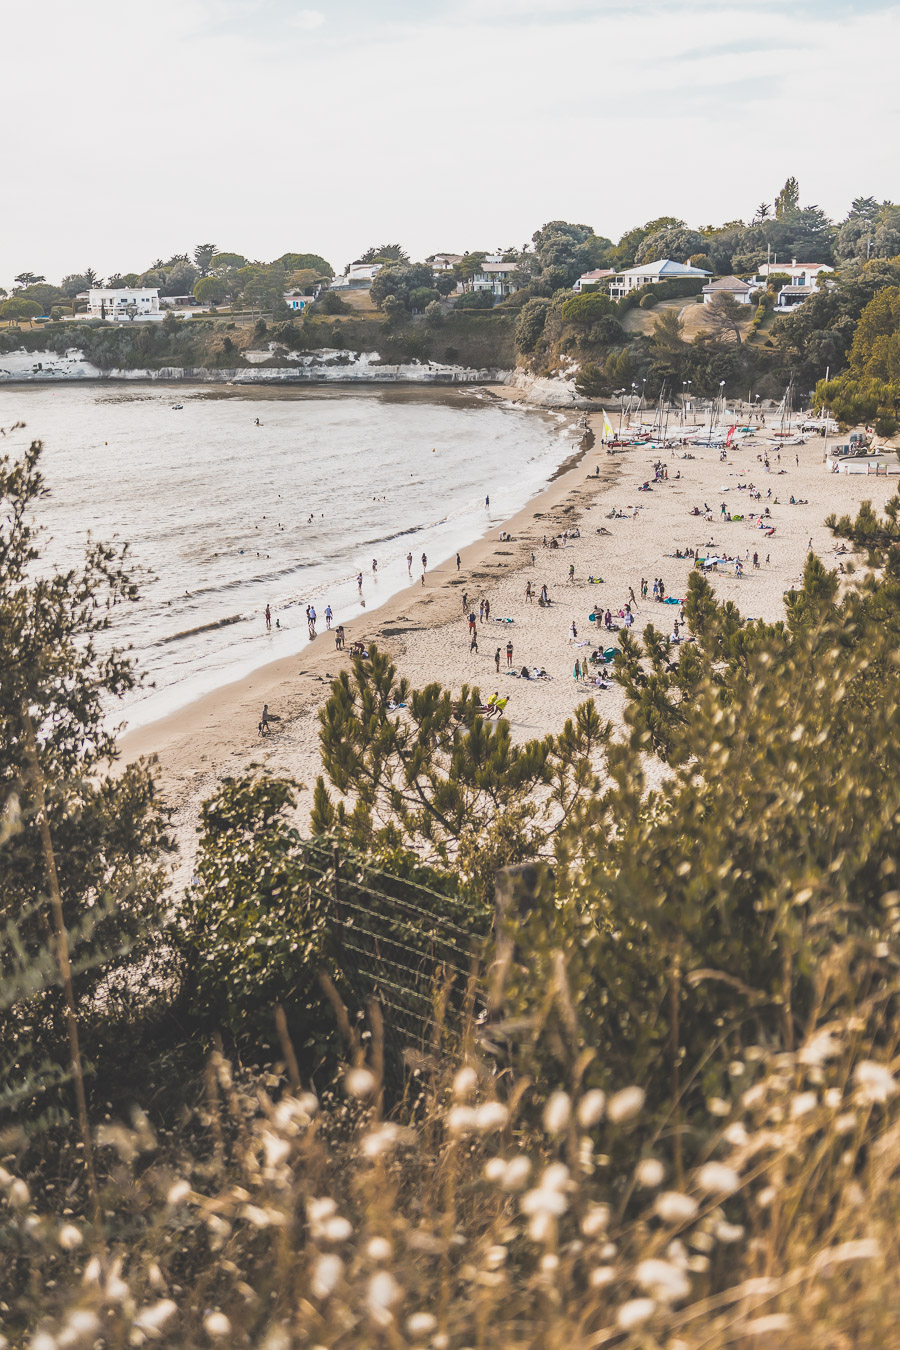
left=0, top=382, right=581, bottom=730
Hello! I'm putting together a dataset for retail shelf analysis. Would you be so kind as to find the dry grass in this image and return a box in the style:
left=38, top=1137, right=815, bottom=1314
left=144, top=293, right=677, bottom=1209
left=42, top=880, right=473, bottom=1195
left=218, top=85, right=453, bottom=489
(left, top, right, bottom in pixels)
left=4, top=983, right=900, bottom=1349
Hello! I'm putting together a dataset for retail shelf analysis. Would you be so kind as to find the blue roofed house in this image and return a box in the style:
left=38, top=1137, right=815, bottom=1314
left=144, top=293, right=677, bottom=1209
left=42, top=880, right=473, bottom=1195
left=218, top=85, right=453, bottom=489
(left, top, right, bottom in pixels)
left=608, top=258, right=711, bottom=300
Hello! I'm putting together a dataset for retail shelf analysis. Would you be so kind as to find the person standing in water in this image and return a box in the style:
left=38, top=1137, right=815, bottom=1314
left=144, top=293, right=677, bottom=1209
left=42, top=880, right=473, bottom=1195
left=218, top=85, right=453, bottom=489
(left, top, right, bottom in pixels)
left=265, top=604, right=271, bottom=631
left=372, top=558, right=378, bottom=574
left=357, top=573, right=363, bottom=594
left=407, top=552, right=413, bottom=576
left=485, top=495, right=490, bottom=509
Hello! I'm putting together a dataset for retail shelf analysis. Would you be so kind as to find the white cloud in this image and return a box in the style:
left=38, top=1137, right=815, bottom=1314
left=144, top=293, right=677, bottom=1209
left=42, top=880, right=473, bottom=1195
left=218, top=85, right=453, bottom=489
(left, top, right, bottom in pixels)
left=293, top=6, right=325, bottom=27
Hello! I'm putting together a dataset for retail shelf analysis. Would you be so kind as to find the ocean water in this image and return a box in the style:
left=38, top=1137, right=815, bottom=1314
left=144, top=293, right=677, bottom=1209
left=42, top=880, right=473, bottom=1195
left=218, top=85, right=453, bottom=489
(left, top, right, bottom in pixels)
left=0, top=383, right=580, bottom=730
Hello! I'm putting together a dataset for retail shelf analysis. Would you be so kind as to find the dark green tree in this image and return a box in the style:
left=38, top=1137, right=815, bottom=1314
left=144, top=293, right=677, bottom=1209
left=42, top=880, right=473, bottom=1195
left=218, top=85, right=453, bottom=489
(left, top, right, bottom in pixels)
left=0, top=439, right=172, bottom=1097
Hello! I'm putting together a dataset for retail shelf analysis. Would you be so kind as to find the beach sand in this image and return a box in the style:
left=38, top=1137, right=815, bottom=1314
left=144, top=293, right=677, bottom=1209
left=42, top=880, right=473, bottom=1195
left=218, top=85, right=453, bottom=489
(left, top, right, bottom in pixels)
left=120, top=404, right=897, bottom=886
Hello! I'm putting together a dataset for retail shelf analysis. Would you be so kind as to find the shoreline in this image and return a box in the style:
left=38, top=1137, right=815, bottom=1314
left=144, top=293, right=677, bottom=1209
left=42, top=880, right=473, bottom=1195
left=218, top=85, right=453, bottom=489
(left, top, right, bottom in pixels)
left=118, top=408, right=899, bottom=891
left=118, top=416, right=609, bottom=772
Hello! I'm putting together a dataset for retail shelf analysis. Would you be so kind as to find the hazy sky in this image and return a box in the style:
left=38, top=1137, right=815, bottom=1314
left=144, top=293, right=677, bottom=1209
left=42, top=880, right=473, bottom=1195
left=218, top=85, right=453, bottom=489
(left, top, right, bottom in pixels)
left=1, top=0, right=898, bottom=287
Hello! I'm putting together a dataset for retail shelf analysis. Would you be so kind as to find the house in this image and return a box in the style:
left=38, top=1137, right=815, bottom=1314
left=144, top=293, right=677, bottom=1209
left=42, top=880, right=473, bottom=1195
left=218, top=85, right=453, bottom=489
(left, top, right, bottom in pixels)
left=469, top=263, right=519, bottom=299
left=754, top=259, right=833, bottom=287
left=87, top=287, right=161, bottom=321
left=774, top=284, right=819, bottom=311
left=701, top=276, right=760, bottom=306
left=429, top=254, right=463, bottom=273
left=572, top=269, right=615, bottom=293
left=159, top=295, right=203, bottom=309
left=608, top=259, right=711, bottom=300
left=283, top=293, right=316, bottom=312
left=331, top=262, right=384, bottom=290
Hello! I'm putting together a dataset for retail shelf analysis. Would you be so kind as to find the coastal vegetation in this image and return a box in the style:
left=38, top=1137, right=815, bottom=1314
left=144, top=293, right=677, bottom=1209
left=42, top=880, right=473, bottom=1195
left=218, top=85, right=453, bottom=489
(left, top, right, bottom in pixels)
left=6, top=432, right=900, bottom=1344
left=3, top=182, right=900, bottom=413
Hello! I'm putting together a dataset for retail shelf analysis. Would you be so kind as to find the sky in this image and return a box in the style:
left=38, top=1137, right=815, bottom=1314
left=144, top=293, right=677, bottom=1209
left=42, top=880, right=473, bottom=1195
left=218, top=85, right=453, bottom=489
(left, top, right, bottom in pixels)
left=1, top=0, right=898, bottom=287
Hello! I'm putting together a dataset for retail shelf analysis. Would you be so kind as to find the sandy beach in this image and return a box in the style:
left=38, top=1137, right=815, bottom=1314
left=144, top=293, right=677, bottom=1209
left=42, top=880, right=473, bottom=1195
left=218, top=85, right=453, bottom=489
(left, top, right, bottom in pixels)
left=120, top=401, right=898, bottom=886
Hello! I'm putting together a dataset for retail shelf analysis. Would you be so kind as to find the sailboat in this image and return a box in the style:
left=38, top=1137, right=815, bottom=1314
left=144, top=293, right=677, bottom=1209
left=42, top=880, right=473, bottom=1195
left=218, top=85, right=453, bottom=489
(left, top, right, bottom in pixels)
left=771, top=378, right=804, bottom=443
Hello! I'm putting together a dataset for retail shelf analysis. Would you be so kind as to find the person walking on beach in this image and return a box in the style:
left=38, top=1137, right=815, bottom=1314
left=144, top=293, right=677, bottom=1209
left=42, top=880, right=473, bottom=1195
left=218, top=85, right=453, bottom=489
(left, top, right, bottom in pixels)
left=357, top=573, right=363, bottom=594
left=468, top=611, right=477, bottom=635
left=495, top=647, right=501, bottom=673
left=531, top=551, right=536, bottom=567
left=325, top=604, right=333, bottom=629
left=506, top=639, right=513, bottom=667
left=470, top=630, right=478, bottom=654
left=569, top=563, right=575, bottom=582
left=525, top=581, right=533, bottom=603
left=308, top=605, right=317, bottom=638
left=629, top=585, right=637, bottom=607
left=421, top=552, right=427, bottom=571
left=407, top=552, right=413, bottom=576
left=462, top=592, right=468, bottom=614
left=265, top=604, right=271, bottom=631
left=571, top=620, right=578, bottom=640
left=456, top=552, right=461, bottom=571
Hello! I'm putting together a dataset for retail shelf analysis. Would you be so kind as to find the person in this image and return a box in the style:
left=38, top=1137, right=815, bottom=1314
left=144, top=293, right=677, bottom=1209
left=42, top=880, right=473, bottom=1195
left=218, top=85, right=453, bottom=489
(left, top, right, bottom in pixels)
left=629, top=585, right=637, bottom=607
left=641, top=577, right=648, bottom=599
left=531, top=551, right=536, bottom=567
left=479, top=598, right=485, bottom=621
left=495, top=647, right=501, bottom=672
left=570, top=620, right=578, bottom=640
left=659, top=577, right=666, bottom=601
left=456, top=552, right=461, bottom=571
left=470, top=630, right=478, bottom=654
left=357, top=573, right=363, bottom=594
left=484, top=598, right=491, bottom=621
left=468, top=611, right=477, bottom=634
left=407, top=552, right=413, bottom=576
left=494, top=695, right=508, bottom=716
left=506, top=640, right=513, bottom=667
left=485, top=495, right=490, bottom=509
left=569, top=563, right=575, bottom=582
left=265, top=604, right=271, bottom=631
left=421, top=552, right=427, bottom=571
left=372, top=558, right=378, bottom=573
left=462, top=591, right=468, bottom=614
left=255, top=417, right=261, bottom=426
left=573, top=658, right=581, bottom=681
left=487, top=690, right=499, bottom=712
left=335, top=625, right=345, bottom=650
left=540, top=584, right=549, bottom=604
left=525, top=581, right=533, bottom=603
left=259, top=703, right=279, bottom=735
left=325, top=604, right=333, bottom=629
left=308, top=605, right=317, bottom=637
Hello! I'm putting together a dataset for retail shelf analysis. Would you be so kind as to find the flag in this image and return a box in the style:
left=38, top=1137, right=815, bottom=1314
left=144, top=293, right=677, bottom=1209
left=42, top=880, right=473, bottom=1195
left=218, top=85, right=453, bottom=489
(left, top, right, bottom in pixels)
left=725, top=424, right=736, bottom=446
left=602, top=409, right=614, bottom=440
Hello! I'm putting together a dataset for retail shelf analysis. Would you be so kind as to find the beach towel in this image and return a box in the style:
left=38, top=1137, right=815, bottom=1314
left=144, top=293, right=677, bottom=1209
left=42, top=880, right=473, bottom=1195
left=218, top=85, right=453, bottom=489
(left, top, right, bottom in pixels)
left=493, top=617, right=515, bottom=623
left=663, top=597, right=683, bottom=604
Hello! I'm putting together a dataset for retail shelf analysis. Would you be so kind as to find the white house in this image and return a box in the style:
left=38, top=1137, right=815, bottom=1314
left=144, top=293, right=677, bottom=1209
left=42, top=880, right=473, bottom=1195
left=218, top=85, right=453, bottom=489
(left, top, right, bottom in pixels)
left=774, top=283, right=819, bottom=311
left=572, top=268, right=615, bottom=293
left=754, top=260, right=833, bottom=287
left=332, top=262, right=383, bottom=290
left=701, top=276, right=760, bottom=306
left=283, top=293, right=316, bottom=312
left=88, top=288, right=161, bottom=321
left=608, top=259, right=711, bottom=299
left=429, top=253, right=463, bottom=273
left=470, top=263, right=519, bottom=299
